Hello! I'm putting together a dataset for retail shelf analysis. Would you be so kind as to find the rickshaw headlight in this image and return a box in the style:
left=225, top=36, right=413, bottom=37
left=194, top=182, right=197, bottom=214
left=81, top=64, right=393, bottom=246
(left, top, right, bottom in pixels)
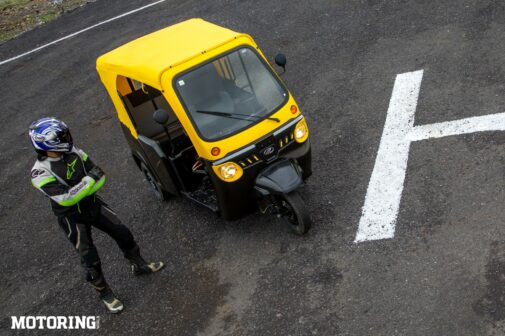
left=213, top=162, right=243, bottom=182
left=294, top=118, right=309, bottom=143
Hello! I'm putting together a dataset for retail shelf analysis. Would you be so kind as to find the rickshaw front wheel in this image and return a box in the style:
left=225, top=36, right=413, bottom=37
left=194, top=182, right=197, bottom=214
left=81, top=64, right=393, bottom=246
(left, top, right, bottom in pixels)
left=140, top=162, right=169, bottom=201
left=278, top=190, right=311, bottom=235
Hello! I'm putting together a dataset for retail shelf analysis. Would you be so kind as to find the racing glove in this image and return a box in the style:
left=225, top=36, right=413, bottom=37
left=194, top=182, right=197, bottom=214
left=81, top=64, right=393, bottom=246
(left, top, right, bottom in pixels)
left=87, top=166, right=105, bottom=181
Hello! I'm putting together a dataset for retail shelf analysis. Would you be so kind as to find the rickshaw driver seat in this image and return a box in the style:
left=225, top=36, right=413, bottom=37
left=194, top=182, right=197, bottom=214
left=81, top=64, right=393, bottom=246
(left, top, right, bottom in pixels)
left=178, top=66, right=229, bottom=130
left=178, top=65, right=262, bottom=139
left=179, top=65, right=224, bottom=106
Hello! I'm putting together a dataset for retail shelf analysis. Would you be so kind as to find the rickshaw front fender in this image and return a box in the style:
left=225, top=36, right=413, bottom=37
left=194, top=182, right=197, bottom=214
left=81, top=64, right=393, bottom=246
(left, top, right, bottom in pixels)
left=254, top=159, right=303, bottom=196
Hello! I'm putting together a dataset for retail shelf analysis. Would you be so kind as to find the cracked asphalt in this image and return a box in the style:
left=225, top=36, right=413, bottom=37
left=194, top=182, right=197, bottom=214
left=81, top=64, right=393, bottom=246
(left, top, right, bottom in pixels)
left=1, top=0, right=505, bottom=335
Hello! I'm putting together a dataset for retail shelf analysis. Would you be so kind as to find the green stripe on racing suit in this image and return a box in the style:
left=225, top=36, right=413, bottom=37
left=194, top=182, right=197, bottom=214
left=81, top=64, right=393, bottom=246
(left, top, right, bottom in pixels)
left=30, top=146, right=106, bottom=216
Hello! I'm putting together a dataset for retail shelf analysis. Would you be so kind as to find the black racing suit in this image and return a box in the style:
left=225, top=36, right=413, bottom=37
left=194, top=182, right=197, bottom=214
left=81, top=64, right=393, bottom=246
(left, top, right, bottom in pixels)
left=31, top=146, right=139, bottom=298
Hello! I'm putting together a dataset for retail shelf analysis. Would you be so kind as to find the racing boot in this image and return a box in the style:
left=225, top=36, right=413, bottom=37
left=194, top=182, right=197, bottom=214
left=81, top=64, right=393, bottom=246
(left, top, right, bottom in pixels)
left=99, top=287, right=124, bottom=314
left=87, top=264, right=124, bottom=314
left=124, top=245, right=165, bottom=276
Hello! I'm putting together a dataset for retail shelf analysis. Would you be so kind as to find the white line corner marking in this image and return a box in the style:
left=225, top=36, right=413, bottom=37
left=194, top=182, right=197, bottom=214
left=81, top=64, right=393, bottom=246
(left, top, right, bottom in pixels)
left=355, top=69, right=505, bottom=243
left=0, top=0, right=166, bottom=66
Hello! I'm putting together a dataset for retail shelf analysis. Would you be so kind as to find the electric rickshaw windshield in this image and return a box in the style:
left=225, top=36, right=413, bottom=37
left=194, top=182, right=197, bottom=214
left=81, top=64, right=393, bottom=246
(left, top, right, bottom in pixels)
left=174, top=47, right=288, bottom=141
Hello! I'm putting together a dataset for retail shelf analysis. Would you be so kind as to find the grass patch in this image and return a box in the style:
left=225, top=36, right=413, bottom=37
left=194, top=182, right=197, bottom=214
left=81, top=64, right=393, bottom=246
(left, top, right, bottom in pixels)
left=39, top=11, right=58, bottom=23
left=0, top=0, right=32, bottom=11
left=0, top=0, right=93, bottom=44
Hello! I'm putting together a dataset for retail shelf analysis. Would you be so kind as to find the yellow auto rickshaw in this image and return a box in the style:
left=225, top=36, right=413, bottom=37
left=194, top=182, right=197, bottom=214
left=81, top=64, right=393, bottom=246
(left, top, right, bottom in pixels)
left=96, top=18, right=312, bottom=234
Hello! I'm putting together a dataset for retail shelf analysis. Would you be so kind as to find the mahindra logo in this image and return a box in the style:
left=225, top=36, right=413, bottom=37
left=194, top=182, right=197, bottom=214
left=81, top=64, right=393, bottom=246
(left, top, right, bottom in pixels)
left=262, top=146, right=275, bottom=156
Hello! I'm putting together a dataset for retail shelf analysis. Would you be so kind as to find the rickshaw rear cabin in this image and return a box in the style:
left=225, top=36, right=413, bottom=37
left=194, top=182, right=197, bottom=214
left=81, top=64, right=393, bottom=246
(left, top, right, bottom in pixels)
left=96, top=18, right=313, bottom=234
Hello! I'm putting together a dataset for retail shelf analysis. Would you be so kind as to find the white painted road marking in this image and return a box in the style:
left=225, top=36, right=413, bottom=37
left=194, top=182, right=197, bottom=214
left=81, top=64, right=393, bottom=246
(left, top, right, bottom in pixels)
left=355, top=70, right=505, bottom=243
left=355, top=70, right=424, bottom=242
left=0, top=0, right=167, bottom=66
left=407, top=112, right=505, bottom=141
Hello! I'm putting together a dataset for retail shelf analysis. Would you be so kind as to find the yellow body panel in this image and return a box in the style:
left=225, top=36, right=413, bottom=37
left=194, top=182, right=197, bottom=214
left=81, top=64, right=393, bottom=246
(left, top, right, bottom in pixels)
left=96, top=18, right=301, bottom=161
left=96, top=18, right=240, bottom=88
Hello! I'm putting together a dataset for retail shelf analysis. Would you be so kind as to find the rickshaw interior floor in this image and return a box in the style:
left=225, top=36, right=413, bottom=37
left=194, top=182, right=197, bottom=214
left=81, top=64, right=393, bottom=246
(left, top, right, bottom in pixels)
left=182, top=177, right=218, bottom=212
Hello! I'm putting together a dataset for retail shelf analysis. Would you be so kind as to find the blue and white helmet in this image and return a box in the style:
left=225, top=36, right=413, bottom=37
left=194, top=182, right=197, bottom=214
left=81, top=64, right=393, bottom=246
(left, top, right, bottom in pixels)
left=29, top=117, right=73, bottom=152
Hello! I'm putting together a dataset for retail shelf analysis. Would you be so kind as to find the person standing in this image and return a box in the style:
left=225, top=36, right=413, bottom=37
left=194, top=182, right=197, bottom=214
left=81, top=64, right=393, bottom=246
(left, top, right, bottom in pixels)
left=29, top=117, right=164, bottom=314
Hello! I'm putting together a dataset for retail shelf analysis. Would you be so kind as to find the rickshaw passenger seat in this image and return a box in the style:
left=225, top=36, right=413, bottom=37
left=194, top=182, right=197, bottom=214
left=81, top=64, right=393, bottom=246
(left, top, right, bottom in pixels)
left=124, top=88, right=189, bottom=158
left=127, top=99, right=165, bottom=138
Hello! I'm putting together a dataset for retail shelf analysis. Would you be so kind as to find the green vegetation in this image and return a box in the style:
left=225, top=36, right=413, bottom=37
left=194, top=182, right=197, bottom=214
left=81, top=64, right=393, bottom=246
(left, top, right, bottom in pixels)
left=0, top=0, right=33, bottom=11
left=0, top=0, right=92, bottom=44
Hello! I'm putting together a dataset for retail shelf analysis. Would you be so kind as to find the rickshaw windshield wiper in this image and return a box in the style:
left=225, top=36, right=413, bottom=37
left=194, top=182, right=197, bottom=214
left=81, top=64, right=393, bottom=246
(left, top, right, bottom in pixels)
left=196, top=110, right=280, bottom=123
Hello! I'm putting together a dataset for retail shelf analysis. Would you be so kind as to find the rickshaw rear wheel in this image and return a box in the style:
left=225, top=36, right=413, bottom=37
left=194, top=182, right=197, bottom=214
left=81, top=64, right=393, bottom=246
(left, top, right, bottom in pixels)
left=140, top=162, right=169, bottom=201
left=278, top=190, right=311, bottom=235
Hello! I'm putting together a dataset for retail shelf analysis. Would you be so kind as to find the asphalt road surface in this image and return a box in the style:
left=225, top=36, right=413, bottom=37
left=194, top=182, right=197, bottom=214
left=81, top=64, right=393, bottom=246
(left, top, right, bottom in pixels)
left=1, top=0, right=505, bottom=335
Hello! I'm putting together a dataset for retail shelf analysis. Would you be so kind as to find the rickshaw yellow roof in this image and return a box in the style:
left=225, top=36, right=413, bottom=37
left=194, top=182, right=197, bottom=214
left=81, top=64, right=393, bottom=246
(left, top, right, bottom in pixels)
left=96, top=18, right=241, bottom=88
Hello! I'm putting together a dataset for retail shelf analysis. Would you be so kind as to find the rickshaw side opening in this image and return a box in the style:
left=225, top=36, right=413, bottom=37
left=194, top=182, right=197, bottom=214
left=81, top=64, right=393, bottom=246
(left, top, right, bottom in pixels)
left=115, top=75, right=203, bottom=200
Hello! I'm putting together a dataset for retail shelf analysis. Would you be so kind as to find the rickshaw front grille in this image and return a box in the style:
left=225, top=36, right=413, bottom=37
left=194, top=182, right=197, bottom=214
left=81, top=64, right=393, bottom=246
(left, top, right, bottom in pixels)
left=235, top=124, right=297, bottom=169
left=239, top=155, right=260, bottom=168
left=278, top=134, right=294, bottom=148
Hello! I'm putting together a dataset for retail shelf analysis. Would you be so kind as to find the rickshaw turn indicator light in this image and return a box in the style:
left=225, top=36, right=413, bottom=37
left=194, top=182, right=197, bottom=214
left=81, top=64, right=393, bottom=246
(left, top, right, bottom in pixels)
left=213, top=162, right=243, bottom=182
left=294, top=118, right=309, bottom=143
left=211, top=147, right=221, bottom=156
left=290, top=105, right=298, bottom=114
